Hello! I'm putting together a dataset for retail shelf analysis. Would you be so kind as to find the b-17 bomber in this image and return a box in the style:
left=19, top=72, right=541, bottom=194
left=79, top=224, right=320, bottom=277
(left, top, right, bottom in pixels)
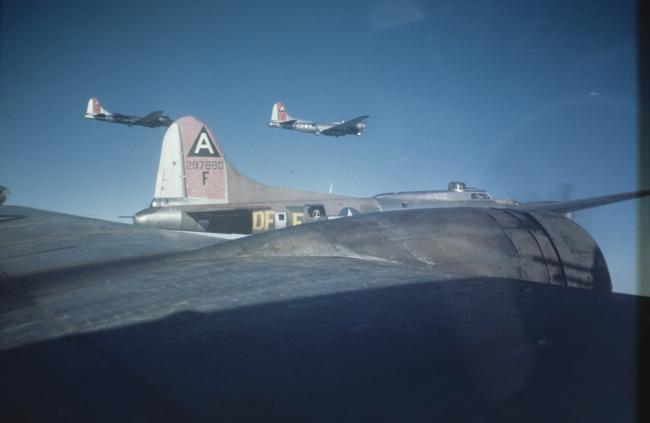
left=84, top=97, right=173, bottom=128
left=268, top=102, right=370, bottom=137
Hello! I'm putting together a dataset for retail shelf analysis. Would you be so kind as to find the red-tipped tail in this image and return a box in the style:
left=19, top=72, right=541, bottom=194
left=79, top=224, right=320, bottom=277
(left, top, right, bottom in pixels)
left=154, top=117, right=229, bottom=203
left=85, top=97, right=108, bottom=116
left=270, top=102, right=292, bottom=122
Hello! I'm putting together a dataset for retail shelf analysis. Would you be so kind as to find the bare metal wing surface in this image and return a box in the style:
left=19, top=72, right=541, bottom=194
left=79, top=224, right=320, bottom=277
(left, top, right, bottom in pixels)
left=318, top=115, right=371, bottom=136
left=517, top=189, right=650, bottom=214
left=0, top=204, right=648, bottom=420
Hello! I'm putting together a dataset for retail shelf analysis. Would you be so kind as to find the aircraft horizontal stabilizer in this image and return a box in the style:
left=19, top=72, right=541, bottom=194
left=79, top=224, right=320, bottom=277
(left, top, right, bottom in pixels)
left=520, top=189, right=650, bottom=214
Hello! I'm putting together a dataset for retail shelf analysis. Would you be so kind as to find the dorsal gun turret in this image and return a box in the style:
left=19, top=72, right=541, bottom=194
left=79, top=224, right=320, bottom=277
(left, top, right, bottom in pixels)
left=447, top=181, right=467, bottom=192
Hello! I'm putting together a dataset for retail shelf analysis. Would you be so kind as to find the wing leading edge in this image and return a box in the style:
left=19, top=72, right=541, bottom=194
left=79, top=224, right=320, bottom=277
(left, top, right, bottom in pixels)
left=518, top=189, right=650, bottom=214
left=320, top=115, right=370, bottom=136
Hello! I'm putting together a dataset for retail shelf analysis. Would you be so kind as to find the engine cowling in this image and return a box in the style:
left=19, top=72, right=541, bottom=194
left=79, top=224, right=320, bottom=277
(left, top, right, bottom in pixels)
left=214, top=207, right=611, bottom=291
left=134, top=207, right=198, bottom=231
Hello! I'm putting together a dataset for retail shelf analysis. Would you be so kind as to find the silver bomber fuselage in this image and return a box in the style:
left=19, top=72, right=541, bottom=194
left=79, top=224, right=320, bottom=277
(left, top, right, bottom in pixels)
left=268, top=120, right=366, bottom=136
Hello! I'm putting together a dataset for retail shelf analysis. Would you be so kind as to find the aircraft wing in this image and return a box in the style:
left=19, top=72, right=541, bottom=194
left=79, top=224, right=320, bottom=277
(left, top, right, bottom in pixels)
left=136, top=111, right=173, bottom=128
left=518, top=189, right=650, bottom=214
left=319, top=115, right=370, bottom=136
left=1, top=205, right=648, bottom=420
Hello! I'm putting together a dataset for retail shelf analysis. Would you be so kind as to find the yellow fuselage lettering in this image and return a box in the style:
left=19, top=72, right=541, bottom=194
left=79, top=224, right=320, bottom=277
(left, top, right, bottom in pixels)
left=253, top=209, right=304, bottom=232
left=264, top=210, right=275, bottom=231
left=252, top=211, right=265, bottom=231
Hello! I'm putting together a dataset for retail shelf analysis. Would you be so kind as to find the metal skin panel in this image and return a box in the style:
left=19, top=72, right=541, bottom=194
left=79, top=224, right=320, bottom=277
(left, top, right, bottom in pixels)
left=0, top=206, right=647, bottom=421
left=177, top=116, right=228, bottom=203
left=211, top=207, right=611, bottom=291
left=530, top=211, right=612, bottom=291
left=134, top=205, right=612, bottom=291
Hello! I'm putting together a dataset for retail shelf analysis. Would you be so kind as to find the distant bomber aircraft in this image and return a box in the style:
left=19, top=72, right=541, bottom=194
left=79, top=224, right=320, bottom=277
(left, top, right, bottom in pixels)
left=84, top=97, right=173, bottom=128
left=268, top=102, right=370, bottom=136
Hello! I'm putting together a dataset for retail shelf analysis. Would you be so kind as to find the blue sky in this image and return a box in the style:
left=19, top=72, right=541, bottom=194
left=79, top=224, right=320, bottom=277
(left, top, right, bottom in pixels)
left=0, top=0, right=643, bottom=294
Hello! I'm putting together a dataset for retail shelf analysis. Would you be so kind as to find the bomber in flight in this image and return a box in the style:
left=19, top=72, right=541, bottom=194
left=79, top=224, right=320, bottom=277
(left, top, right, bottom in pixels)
left=268, top=102, right=370, bottom=136
left=84, top=97, right=173, bottom=128
left=129, top=115, right=648, bottom=237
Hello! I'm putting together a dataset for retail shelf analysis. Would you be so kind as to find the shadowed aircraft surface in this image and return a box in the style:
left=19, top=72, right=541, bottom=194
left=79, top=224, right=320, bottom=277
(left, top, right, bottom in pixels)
left=0, top=204, right=649, bottom=421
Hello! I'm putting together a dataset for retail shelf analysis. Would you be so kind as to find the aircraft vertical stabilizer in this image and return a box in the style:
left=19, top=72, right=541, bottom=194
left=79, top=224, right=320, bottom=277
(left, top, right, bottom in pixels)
left=150, top=116, right=345, bottom=209
left=155, top=117, right=229, bottom=203
left=154, top=123, right=186, bottom=200
left=85, top=97, right=108, bottom=116
left=270, top=102, right=294, bottom=123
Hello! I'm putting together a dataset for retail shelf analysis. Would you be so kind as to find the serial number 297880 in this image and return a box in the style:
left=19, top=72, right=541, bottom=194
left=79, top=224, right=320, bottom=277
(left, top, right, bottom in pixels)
left=185, top=160, right=224, bottom=170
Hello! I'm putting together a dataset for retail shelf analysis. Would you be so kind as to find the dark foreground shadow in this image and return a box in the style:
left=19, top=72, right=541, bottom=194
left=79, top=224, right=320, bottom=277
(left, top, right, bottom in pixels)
left=1, top=278, right=648, bottom=422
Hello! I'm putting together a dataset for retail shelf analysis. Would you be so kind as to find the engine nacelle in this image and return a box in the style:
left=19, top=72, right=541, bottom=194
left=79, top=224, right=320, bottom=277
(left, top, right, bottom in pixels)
left=134, top=207, right=204, bottom=232
left=214, top=207, right=611, bottom=291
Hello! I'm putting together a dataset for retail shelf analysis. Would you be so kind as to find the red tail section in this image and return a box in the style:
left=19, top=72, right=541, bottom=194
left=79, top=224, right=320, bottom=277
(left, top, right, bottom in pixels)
left=271, top=102, right=293, bottom=122
left=93, top=98, right=102, bottom=114
left=277, top=102, right=287, bottom=121
left=86, top=97, right=107, bottom=116
left=178, top=117, right=228, bottom=202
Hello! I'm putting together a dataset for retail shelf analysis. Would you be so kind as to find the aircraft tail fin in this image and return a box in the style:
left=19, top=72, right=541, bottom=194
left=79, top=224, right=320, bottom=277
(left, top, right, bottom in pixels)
left=154, top=116, right=328, bottom=208
left=154, top=117, right=229, bottom=203
left=270, top=102, right=294, bottom=122
left=85, top=97, right=109, bottom=116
